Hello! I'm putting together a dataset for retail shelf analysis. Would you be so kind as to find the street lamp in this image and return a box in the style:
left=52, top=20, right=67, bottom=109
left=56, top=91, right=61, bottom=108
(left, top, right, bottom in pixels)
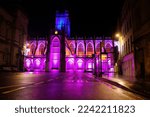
left=115, top=33, right=123, bottom=54
left=115, top=33, right=123, bottom=75
left=115, top=33, right=120, bottom=38
left=55, top=30, right=58, bottom=35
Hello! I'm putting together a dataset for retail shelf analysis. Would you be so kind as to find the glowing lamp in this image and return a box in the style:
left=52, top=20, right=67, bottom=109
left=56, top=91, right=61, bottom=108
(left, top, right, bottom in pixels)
left=101, top=54, right=107, bottom=61
left=23, top=45, right=26, bottom=49
left=55, top=31, right=58, bottom=35
left=115, top=33, right=120, bottom=38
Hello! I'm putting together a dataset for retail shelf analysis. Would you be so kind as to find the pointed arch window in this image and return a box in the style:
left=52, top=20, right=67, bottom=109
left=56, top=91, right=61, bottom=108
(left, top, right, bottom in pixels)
left=51, top=37, right=60, bottom=69
left=39, top=44, right=45, bottom=55
left=69, top=43, right=75, bottom=54
left=96, top=43, right=100, bottom=55
left=77, top=43, right=84, bottom=57
left=31, top=44, right=36, bottom=55
left=86, top=43, right=94, bottom=57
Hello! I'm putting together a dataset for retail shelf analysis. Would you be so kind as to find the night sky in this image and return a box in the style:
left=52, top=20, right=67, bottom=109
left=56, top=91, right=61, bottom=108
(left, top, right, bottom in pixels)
left=1, top=0, right=124, bottom=37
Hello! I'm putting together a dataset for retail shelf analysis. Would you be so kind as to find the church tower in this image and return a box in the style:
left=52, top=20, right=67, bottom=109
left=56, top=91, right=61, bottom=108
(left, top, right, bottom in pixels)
left=55, top=10, right=70, bottom=37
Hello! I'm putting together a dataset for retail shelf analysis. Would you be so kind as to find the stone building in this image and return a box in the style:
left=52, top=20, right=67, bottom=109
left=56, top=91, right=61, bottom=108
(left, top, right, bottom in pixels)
left=116, top=0, right=150, bottom=80
left=0, top=7, right=28, bottom=71
left=24, top=11, right=118, bottom=74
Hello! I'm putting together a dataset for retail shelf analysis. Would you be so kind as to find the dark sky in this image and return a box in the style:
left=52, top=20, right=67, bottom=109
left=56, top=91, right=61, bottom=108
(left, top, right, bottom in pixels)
left=1, top=0, right=124, bottom=37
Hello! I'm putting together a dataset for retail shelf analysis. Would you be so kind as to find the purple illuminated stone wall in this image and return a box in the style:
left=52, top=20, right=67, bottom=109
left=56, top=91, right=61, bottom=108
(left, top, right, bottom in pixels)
left=50, top=36, right=60, bottom=70
left=24, top=36, right=116, bottom=73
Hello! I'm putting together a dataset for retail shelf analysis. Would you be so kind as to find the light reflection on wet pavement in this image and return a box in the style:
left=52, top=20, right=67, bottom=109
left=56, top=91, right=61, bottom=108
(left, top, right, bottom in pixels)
left=0, top=71, right=144, bottom=100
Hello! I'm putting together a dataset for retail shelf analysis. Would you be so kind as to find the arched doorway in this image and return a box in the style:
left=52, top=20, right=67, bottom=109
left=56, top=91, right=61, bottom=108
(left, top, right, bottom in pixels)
left=50, top=37, right=60, bottom=69
left=66, top=58, right=74, bottom=70
left=86, top=60, right=93, bottom=71
left=25, top=59, right=31, bottom=71
left=34, top=59, right=41, bottom=69
left=69, top=43, right=75, bottom=54
left=77, top=59, right=84, bottom=70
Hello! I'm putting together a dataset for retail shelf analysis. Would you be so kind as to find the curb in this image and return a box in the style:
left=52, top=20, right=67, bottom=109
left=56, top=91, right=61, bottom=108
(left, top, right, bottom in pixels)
left=98, top=77, right=150, bottom=99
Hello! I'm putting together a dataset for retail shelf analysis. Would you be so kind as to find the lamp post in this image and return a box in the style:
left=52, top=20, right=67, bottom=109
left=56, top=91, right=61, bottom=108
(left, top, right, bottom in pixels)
left=115, top=33, right=123, bottom=75
left=115, top=33, right=123, bottom=58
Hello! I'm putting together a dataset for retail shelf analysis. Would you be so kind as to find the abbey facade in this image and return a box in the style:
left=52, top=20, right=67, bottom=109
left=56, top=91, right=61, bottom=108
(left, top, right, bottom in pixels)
left=24, top=11, right=118, bottom=74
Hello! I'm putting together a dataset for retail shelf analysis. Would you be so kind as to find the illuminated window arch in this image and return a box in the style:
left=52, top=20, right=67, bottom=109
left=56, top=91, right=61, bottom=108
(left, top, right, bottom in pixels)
left=35, top=59, right=41, bottom=67
left=52, top=37, right=60, bottom=47
left=105, top=43, right=112, bottom=53
left=51, top=37, right=60, bottom=69
left=77, top=59, right=84, bottom=69
left=77, top=43, right=84, bottom=57
left=96, top=43, right=100, bottom=55
left=86, top=42, right=94, bottom=57
left=25, top=59, right=31, bottom=68
left=69, top=43, right=75, bottom=54
left=86, top=60, right=93, bottom=71
left=66, top=58, right=74, bottom=70
left=30, top=44, right=36, bottom=55
left=106, top=43, right=112, bottom=48
left=39, top=44, right=45, bottom=55
left=66, top=47, right=71, bottom=56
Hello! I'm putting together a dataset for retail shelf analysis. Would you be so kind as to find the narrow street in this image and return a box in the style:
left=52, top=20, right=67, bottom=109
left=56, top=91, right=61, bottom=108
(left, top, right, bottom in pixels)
left=0, top=72, right=144, bottom=100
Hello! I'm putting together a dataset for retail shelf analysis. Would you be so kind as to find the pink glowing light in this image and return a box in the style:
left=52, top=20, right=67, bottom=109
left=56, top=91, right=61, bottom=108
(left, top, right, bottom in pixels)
left=77, top=59, right=83, bottom=63
left=53, top=60, right=58, bottom=65
left=108, top=59, right=111, bottom=65
left=66, top=58, right=74, bottom=70
left=68, top=58, right=74, bottom=64
left=53, top=53, right=59, bottom=59
left=77, top=59, right=83, bottom=68
left=88, top=63, right=92, bottom=69
left=96, top=59, right=99, bottom=63
left=26, top=43, right=29, bottom=46
left=110, top=68, right=114, bottom=72
left=24, top=34, right=115, bottom=73
left=78, top=62, right=82, bottom=67
left=26, top=59, right=31, bottom=67
left=35, top=59, right=40, bottom=66
left=52, top=60, right=59, bottom=69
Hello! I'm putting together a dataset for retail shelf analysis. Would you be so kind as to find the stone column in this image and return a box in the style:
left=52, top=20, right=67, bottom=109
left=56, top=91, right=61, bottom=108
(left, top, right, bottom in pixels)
left=45, top=37, right=50, bottom=72
left=60, top=30, right=66, bottom=72
left=92, top=54, right=97, bottom=76
left=84, top=40, right=86, bottom=72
